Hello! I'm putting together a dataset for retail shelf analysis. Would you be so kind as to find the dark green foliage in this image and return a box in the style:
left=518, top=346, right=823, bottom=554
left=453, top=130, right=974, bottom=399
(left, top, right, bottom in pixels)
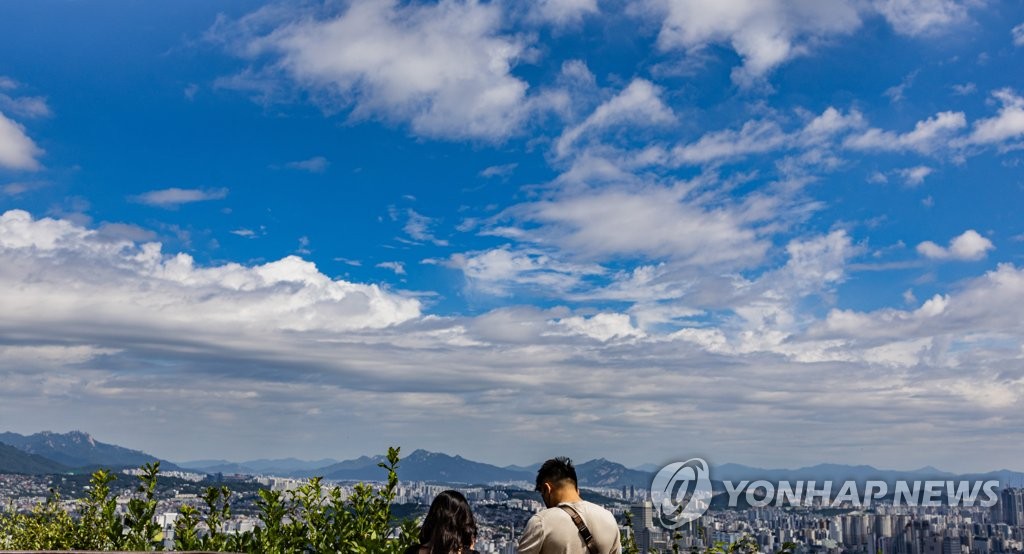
left=123, top=462, right=162, bottom=550
left=0, top=446, right=419, bottom=553
left=76, top=468, right=122, bottom=549
left=622, top=510, right=640, bottom=554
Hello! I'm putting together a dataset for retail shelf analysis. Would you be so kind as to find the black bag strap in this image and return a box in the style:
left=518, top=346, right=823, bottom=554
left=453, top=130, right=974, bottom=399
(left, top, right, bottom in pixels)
left=559, top=504, right=598, bottom=554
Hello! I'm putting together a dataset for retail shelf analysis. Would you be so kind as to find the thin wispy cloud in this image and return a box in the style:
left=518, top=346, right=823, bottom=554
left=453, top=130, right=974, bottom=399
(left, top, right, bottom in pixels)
left=285, top=156, right=329, bottom=173
left=376, top=261, right=406, bottom=275
left=128, top=187, right=229, bottom=208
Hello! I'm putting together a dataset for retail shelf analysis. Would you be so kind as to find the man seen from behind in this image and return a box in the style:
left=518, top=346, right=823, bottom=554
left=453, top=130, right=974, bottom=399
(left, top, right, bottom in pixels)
left=518, top=457, right=621, bottom=554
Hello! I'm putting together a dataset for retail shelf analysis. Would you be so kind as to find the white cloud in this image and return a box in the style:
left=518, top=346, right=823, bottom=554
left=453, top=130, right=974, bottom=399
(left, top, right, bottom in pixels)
left=3, top=210, right=1024, bottom=468
left=845, top=110, right=966, bottom=154
left=0, top=209, right=421, bottom=334
left=285, top=156, right=329, bottom=173
left=871, top=0, right=968, bottom=36
left=480, top=163, right=517, bottom=178
left=1, top=181, right=47, bottom=196
left=965, top=89, right=1024, bottom=145
left=0, top=94, right=51, bottom=119
left=657, top=106, right=863, bottom=168
left=917, top=229, right=994, bottom=261
left=0, top=111, right=43, bottom=170
left=0, top=77, right=52, bottom=120
left=496, top=184, right=769, bottom=268
left=799, top=107, right=867, bottom=139
left=672, top=120, right=789, bottom=165
left=555, top=79, right=675, bottom=158
left=236, top=0, right=531, bottom=140
left=884, top=71, right=918, bottom=103
left=128, top=187, right=229, bottom=208
left=898, top=165, right=933, bottom=186
left=1014, top=22, right=1024, bottom=46
left=376, top=261, right=407, bottom=275
left=646, top=0, right=972, bottom=86
left=527, top=0, right=599, bottom=26
left=649, top=0, right=862, bottom=86
left=403, top=209, right=448, bottom=246
left=815, top=263, right=1024, bottom=345
left=952, top=82, right=976, bottom=96
left=447, top=246, right=605, bottom=296
left=548, top=313, right=645, bottom=342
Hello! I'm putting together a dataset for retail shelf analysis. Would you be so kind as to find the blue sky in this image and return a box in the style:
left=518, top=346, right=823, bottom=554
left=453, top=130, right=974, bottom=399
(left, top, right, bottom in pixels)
left=1, top=0, right=1023, bottom=472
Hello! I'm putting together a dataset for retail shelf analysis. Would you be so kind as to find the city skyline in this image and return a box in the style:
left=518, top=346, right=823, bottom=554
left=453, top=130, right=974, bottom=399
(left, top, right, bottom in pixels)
left=1, top=1, right=1024, bottom=471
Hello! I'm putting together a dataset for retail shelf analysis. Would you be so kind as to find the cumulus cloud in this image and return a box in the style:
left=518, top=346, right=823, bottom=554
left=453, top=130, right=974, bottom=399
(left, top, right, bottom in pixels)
left=527, top=0, right=599, bottom=26
left=492, top=183, right=769, bottom=268
left=0, top=209, right=421, bottom=333
left=2, top=210, right=1023, bottom=467
left=1014, top=22, right=1024, bottom=46
left=446, top=246, right=605, bottom=296
left=815, top=264, right=1024, bottom=346
left=128, top=187, right=229, bottom=208
left=554, top=79, right=675, bottom=158
left=965, top=89, right=1024, bottom=145
left=0, top=111, right=43, bottom=170
left=917, top=229, right=994, bottom=261
left=649, top=0, right=862, bottom=86
left=872, top=0, right=968, bottom=36
left=845, top=111, right=966, bottom=154
left=548, top=313, right=645, bottom=342
left=228, top=0, right=532, bottom=140
left=898, top=165, right=933, bottom=186
left=645, top=0, right=972, bottom=86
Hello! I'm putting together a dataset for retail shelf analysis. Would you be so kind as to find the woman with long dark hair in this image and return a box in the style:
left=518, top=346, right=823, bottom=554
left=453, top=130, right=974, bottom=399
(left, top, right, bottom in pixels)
left=404, top=489, right=478, bottom=554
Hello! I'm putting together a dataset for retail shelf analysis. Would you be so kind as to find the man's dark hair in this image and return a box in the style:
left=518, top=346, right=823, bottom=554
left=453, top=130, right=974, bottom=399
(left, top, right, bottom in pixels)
left=535, top=456, right=578, bottom=491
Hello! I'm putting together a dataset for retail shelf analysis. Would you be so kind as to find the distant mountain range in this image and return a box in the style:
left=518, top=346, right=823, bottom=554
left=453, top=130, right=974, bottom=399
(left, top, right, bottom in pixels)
left=3, top=430, right=1023, bottom=490
left=0, top=431, right=176, bottom=474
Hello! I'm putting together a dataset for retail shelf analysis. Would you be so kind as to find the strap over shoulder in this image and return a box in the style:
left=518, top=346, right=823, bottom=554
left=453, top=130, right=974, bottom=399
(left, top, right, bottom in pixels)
left=559, top=504, right=598, bottom=554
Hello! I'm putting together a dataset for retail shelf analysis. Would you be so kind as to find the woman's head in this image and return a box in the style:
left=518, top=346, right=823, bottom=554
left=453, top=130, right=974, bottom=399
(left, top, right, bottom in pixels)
left=420, top=489, right=477, bottom=554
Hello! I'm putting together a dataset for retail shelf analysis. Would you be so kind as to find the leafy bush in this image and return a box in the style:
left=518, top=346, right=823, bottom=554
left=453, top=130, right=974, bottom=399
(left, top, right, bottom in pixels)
left=0, top=446, right=418, bottom=553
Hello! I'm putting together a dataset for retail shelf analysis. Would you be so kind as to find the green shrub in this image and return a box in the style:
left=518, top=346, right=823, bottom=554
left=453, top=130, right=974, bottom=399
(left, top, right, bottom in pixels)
left=0, top=446, right=419, bottom=553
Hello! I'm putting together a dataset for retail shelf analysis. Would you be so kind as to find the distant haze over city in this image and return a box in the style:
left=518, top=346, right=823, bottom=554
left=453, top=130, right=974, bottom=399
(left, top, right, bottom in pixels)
left=2, top=431, right=1023, bottom=488
left=1, top=2, right=1023, bottom=473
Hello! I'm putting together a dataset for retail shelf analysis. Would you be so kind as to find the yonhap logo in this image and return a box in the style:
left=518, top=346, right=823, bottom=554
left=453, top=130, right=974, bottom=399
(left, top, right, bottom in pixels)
left=650, top=458, right=1002, bottom=531
left=650, top=458, right=713, bottom=528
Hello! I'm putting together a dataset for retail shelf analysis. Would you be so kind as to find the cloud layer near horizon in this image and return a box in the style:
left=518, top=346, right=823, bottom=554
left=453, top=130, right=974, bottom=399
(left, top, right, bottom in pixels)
left=2, top=209, right=1021, bottom=469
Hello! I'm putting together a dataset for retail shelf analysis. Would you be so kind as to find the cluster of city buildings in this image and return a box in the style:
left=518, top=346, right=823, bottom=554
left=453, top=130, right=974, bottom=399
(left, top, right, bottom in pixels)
left=2, top=469, right=1023, bottom=554
left=627, top=488, right=1024, bottom=554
